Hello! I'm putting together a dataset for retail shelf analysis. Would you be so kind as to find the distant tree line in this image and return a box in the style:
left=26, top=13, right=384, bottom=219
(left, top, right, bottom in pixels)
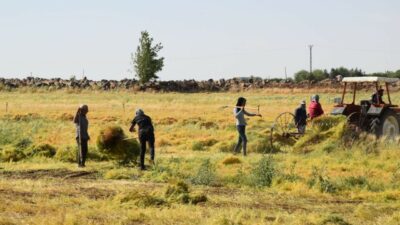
left=294, top=67, right=400, bottom=83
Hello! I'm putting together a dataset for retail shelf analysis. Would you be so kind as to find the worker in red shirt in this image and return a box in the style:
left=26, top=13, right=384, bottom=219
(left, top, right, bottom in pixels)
left=308, top=94, right=324, bottom=120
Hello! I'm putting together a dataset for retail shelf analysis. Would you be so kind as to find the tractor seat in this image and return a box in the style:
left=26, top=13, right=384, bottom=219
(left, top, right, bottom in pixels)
left=360, top=100, right=371, bottom=114
left=360, top=100, right=371, bottom=106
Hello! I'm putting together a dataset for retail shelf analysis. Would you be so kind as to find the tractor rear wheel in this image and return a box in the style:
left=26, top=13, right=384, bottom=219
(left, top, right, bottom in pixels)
left=370, top=110, right=400, bottom=139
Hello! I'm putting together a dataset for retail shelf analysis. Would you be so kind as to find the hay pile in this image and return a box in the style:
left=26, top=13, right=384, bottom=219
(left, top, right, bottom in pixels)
left=293, top=116, right=348, bottom=153
left=164, top=181, right=207, bottom=205
left=97, top=126, right=140, bottom=165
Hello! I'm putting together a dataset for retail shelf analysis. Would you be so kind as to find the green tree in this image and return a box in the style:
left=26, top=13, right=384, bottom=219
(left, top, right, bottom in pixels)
left=132, top=31, right=164, bottom=83
left=313, top=69, right=328, bottom=81
left=294, top=70, right=310, bottom=82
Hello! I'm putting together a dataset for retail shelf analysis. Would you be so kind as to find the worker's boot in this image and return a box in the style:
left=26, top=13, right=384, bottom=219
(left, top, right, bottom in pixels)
left=243, top=142, right=247, bottom=156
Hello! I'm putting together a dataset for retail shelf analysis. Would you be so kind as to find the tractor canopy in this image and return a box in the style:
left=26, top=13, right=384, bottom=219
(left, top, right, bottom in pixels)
left=341, top=77, right=399, bottom=83
left=331, top=76, right=400, bottom=117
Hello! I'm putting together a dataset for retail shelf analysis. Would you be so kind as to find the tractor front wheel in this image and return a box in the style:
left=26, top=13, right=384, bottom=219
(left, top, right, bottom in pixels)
left=370, top=110, right=400, bottom=139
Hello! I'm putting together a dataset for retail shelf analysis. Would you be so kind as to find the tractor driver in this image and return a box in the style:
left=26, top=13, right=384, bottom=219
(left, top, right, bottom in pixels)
left=371, top=88, right=385, bottom=105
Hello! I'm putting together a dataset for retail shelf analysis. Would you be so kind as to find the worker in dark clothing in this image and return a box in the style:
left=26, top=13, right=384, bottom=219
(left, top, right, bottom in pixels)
left=73, top=105, right=90, bottom=168
left=294, top=100, right=307, bottom=134
left=371, top=89, right=385, bottom=104
left=129, top=109, right=155, bottom=170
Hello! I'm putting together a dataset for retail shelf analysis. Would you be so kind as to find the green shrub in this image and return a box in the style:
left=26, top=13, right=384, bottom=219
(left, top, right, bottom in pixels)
left=250, top=156, right=276, bottom=187
left=25, top=143, right=56, bottom=158
left=191, top=159, right=216, bottom=186
left=97, top=126, right=140, bottom=165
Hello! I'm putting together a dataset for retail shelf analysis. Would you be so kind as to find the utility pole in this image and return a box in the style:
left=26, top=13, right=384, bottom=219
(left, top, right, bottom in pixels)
left=284, top=67, right=287, bottom=80
left=308, top=45, right=313, bottom=75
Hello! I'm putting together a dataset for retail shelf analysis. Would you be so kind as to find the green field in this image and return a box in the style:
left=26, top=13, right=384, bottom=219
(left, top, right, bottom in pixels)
left=1, top=90, right=400, bottom=225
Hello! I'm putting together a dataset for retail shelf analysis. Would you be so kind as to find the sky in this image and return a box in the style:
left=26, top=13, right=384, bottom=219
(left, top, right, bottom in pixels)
left=0, top=0, right=399, bottom=81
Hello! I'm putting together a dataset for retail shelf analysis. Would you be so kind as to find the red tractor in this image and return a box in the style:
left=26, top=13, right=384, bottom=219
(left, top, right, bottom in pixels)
left=331, top=77, right=400, bottom=138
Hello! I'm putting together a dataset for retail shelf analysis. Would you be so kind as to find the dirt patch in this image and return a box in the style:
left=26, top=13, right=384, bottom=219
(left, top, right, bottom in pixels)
left=208, top=200, right=307, bottom=213
left=0, top=169, right=99, bottom=180
left=79, top=187, right=116, bottom=199
left=0, top=187, right=115, bottom=201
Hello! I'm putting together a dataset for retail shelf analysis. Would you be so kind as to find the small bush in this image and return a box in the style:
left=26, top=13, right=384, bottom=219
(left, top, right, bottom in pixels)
left=97, top=126, right=140, bottom=165
left=25, top=143, right=56, bottom=158
left=250, top=156, right=276, bottom=187
left=191, top=159, right=216, bottom=186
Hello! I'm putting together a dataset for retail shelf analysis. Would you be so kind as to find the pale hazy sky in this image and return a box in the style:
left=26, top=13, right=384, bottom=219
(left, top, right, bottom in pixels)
left=0, top=0, right=399, bottom=81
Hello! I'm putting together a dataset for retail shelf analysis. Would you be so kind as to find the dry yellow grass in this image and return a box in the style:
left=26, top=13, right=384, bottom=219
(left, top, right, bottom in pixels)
left=0, top=89, right=400, bottom=224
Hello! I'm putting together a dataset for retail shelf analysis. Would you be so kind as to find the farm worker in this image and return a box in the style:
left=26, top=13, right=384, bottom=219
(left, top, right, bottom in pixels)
left=371, top=88, right=386, bottom=104
left=73, top=104, right=90, bottom=168
left=308, top=95, right=324, bottom=120
left=294, top=100, right=307, bottom=134
left=129, top=109, right=155, bottom=170
left=233, top=97, right=262, bottom=156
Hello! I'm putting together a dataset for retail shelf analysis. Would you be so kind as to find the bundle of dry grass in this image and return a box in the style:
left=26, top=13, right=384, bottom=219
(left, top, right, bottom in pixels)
left=97, top=126, right=140, bottom=165
left=293, top=116, right=348, bottom=153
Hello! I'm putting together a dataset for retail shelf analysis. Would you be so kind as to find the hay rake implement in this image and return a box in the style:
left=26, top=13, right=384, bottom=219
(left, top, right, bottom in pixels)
left=272, top=112, right=301, bottom=139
